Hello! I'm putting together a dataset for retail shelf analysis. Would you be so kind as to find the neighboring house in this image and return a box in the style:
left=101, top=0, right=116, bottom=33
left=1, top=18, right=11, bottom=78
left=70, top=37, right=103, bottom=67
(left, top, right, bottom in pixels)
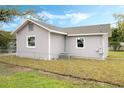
left=13, top=19, right=111, bottom=60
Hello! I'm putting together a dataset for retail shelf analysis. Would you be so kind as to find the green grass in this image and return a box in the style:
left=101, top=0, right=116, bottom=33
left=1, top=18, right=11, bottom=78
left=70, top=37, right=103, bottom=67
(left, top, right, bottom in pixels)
left=0, top=62, right=78, bottom=88
left=108, top=51, right=124, bottom=58
left=0, top=51, right=124, bottom=87
left=0, top=72, right=79, bottom=88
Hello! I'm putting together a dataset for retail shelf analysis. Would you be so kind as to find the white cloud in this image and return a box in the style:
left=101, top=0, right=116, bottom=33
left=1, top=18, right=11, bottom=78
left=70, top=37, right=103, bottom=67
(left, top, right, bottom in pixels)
left=37, top=11, right=91, bottom=26
left=1, top=11, right=91, bottom=31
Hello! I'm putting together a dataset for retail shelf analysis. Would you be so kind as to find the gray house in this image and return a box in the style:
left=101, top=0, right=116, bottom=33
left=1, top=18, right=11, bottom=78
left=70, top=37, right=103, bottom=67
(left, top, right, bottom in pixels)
left=13, top=19, right=110, bottom=60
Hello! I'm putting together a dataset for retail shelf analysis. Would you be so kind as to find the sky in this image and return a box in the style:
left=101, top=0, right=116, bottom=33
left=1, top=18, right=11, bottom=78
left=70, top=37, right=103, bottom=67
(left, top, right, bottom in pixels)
left=1, top=5, right=124, bottom=31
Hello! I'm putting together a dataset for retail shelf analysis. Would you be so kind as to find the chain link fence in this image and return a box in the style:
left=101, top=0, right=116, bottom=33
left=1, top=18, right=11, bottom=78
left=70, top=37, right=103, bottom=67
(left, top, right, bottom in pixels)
left=0, top=48, right=16, bottom=54
left=1, top=48, right=124, bottom=61
left=0, top=49, right=72, bottom=60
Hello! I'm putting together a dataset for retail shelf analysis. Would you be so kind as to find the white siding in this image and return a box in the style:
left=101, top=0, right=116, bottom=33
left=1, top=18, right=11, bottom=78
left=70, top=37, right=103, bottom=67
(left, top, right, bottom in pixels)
left=16, top=23, right=49, bottom=59
left=103, top=34, right=108, bottom=58
left=65, top=35, right=105, bottom=59
left=16, top=22, right=108, bottom=60
left=50, top=33, right=65, bottom=59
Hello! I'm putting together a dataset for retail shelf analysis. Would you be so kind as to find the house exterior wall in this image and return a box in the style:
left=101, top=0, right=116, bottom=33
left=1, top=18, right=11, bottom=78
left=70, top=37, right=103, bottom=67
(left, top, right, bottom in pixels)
left=15, top=20, right=109, bottom=60
left=65, top=35, right=107, bottom=59
left=103, top=34, right=108, bottom=58
left=50, top=33, right=65, bottom=59
left=16, top=23, right=49, bottom=59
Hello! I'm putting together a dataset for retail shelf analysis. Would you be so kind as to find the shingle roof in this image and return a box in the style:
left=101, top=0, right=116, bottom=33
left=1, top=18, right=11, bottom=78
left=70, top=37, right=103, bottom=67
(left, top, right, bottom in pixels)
left=14, top=19, right=111, bottom=36
left=62, top=24, right=111, bottom=36
left=31, top=19, right=62, bottom=31
left=31, top=19, right=111, bottom=36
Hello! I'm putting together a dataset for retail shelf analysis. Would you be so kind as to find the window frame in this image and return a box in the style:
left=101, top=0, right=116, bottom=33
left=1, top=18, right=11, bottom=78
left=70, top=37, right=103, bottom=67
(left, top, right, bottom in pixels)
left=26, top=35, right=36, bottom=48
left=76, top=37, right=85, bottom=49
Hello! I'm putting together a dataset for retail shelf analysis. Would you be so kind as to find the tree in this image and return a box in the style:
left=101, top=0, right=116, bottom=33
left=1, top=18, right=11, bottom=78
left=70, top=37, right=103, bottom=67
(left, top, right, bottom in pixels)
left=109, top=14, right=124, bottom=50
left=113, top=13, right=124, bottom=30
left=113, top=14, right=124, bottom=37
left=109, top=28, right=122, bottom=50
left=0, top=30, right=13, bottom=49
left=0, top=7, right=32, bottom=49
left=0, top=8, right=32, bottom=23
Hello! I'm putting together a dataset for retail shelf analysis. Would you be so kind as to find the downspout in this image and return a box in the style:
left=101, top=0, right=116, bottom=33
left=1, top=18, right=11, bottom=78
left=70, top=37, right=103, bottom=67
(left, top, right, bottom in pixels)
left=16, top=33, right=18, bottom=56
left=64, top=35, right=66, bottom=53
left=48, top=32, right=51, bottom=60
left=102, top=34, right=105, bottom=60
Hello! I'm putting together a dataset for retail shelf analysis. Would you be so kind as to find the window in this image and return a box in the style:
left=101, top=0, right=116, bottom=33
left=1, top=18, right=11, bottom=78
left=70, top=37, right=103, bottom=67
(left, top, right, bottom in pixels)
left=76, top=37, right=85, bottom=48
left=28, top=23, right=34, bottom=31
left=27, top=36, right=35, bottom=48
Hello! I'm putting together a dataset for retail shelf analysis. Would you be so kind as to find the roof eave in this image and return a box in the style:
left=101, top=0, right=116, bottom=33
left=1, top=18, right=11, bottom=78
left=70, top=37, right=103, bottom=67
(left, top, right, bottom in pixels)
left=50, top=30, right=67, bottom=35
left=11, top=19, right=28, bottom=35
left=68, top=33, right=108, bottom=36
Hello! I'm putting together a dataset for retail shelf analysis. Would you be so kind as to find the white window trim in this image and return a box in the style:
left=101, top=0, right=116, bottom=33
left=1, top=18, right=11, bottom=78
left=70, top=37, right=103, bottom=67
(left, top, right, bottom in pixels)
left=76, top=37, right=85, bottom=49
left=26, top=35, right=36, bottom=48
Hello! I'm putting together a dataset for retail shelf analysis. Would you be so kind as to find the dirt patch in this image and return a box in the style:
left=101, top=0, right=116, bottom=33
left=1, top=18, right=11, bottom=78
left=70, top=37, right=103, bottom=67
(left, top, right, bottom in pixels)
left=5, top=63, right=32, bottom=72
left=37, top=70, right=117, bottom=88
left=0, top=62, right=32, bottom=76
left=10, top=65, right=32, bottom=72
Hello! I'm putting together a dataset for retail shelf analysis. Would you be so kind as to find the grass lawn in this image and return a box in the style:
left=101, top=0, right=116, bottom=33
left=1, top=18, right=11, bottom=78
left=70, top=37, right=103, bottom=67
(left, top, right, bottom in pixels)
left=0, top=72, right=79, bottom=88
left=0, top=51, right=124, bottom=87
left=0, top=62, right=78, bottom=88
left=108, top=51, right=124, bottom=58
left=0, top=62, right=114, bottom=88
